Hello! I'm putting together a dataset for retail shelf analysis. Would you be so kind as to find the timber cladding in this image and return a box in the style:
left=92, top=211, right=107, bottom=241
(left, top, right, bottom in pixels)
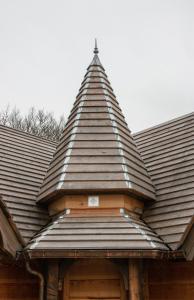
left=0, top=264, right=38, bottom=299
left=62, top=259, right=125, bottom=300
left=42, top=258, right=194, bottom=300
left=147, top=260, right=194, bottom=300
left=48, top=194, right=144, bottom=216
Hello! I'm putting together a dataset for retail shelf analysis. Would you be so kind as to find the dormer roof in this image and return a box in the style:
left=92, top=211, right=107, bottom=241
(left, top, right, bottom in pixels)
left=37, top=43, right=155, bottom=203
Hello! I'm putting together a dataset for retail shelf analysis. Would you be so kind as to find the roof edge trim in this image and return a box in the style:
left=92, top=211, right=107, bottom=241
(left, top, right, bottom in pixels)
left=25, top=249, right=183, bottom=260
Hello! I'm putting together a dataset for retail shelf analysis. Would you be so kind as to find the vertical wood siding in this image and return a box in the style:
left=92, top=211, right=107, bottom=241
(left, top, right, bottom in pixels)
left=147, top=260, right=194, bottom=300
left=0, top=264, right=38, bottom=300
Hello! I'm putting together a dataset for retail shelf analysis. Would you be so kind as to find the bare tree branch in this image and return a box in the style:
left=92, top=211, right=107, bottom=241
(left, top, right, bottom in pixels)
left=0, top=106, right=65, bottom=141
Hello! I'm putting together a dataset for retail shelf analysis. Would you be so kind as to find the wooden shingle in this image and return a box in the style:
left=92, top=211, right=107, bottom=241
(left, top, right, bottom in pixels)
left=27, top=214, right=168, bottom=252
left=134, top=112, right=194, bottom=250
left=0, top=125, right=56, bottom=243
left=37, top=50, right=155, bottom=202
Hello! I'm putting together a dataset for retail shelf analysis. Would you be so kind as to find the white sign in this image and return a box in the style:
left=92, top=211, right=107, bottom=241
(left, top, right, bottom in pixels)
left=88, top=196, right=99, bottom=207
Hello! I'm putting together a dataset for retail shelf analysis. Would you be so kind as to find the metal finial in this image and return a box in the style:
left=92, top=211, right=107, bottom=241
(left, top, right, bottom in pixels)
left=94, top=38, right=99, bottom=54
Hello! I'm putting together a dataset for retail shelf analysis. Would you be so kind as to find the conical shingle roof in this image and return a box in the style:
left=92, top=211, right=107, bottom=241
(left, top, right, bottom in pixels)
left=38, top=44, right=155, bottom=202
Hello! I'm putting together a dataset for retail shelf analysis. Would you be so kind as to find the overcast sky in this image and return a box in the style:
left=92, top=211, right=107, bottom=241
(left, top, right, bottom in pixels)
left=0, top=0, right=194, bottom=132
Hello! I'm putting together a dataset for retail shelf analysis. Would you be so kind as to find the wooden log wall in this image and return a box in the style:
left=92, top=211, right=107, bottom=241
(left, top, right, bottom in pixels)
left=147, top=260, right=194, bottom=300
left=0, top=264, right=38, bottom=300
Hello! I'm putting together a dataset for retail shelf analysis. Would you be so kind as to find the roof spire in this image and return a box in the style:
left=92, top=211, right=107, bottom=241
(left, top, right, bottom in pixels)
left=37, top=43, right=156, bottom=203
left=93, top=38, right=99, bottom=54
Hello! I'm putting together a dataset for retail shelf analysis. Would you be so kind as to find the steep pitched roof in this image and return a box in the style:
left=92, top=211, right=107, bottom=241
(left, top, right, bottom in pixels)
left=37, top=45, right=155, bottom=202
left=0, top=112, right=194, bottom=253
left=133, top=112, right=194, bottom=250
left=0, top=42, right=193, bottom=254
left=0, top=125, right=55, bottom=243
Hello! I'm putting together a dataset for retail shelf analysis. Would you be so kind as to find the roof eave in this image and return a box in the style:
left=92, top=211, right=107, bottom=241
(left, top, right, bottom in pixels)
left=25, top=249, right=183, bottom=260
left=37, top=187, right=156, bottom=206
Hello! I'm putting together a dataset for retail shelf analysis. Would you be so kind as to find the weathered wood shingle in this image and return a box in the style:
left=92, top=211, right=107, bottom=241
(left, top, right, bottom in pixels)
left=0, top=125, right=56, bottom=243
left=133, top=112, right=194, bottom=250
left=27, top=213, right=168, bottom=251
left=1, top=43, right=194, bottom=254
left=1, top=113, right=194, bottom=251
left=37, top=50, right=155, bottom=202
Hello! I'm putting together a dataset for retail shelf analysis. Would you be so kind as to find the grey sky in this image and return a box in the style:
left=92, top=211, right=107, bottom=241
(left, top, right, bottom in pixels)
left=0, top=0, right=194, bottom=133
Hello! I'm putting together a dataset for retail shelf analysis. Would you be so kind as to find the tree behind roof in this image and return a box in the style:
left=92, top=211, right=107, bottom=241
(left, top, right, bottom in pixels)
left=0, top=106, right=65, bottom=142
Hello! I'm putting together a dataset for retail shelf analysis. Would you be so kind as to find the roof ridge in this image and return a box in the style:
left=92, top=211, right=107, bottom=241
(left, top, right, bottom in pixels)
left=133, top=112, right=194, bottom=136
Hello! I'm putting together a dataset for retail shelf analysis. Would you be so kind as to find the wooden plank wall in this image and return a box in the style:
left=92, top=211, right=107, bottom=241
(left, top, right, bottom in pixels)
left=63, top=259, right=125, bottom=300
left=1, top=259, right=194, bottom=300
left=147, top=260, right=194, bottom=300
left=0, top=264, right=38, bottom=300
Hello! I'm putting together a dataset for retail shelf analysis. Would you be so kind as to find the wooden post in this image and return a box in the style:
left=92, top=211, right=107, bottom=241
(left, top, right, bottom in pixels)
left=128, top=259, right=144, bottom=300
left=47, top=261, right=59, bottom=300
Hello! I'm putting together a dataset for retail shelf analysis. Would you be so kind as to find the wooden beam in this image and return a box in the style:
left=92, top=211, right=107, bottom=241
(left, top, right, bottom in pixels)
left=128, top=259, right=144, bottom=300
left=27, top=249, right=183, bottom=260
left=49, top=194, right=143, bottom=217
left=182, top=225, right=194, bottom=261
left=0, top=207, right=21, bottom=257
left=47, top=261, right=59, bottom=300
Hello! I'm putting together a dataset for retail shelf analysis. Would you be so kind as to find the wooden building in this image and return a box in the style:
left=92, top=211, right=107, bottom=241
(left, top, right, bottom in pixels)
left=0, top=42, right=194, bottom=300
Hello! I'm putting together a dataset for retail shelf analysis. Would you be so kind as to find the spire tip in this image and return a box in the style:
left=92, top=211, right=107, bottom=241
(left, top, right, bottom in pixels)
left=94, top=38, right=99, bottom=54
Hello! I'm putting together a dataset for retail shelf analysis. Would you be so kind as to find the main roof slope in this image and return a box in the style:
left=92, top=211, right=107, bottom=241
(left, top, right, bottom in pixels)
left=38, top=47, right=155, bottom=202
left=0, top=125, right=55, bottom=243
left=134, top=112, right=194, bottom=250
left=0, top=113, right=194, bottom=251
